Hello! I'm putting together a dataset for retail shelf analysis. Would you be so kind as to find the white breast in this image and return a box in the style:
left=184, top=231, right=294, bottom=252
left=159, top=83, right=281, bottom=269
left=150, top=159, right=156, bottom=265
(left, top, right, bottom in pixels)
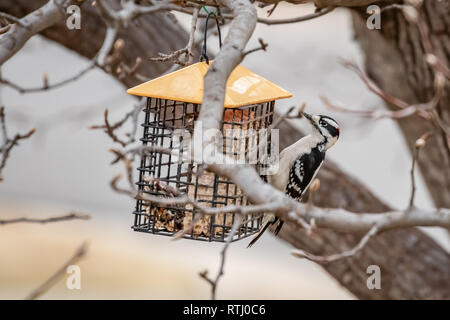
left=268, top=134, right=321, bottom=192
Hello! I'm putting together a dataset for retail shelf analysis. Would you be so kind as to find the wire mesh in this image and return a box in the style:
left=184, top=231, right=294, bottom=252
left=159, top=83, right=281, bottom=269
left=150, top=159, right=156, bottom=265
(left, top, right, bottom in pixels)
left=132, top=97, right=275, bottom=242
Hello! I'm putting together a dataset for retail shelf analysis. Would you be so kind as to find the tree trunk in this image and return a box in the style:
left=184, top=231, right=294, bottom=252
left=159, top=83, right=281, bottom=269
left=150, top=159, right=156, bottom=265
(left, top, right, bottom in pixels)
left=277, top=1, right=450, bottom=299
left=277, top=119, right=450, bottom=299
left=2, top=0, right=449, bottom=299
left=351, top=1, right=450, bottom=209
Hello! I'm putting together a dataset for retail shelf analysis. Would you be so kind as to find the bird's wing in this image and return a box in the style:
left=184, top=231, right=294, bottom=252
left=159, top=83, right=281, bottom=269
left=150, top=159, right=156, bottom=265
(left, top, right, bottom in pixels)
left=267, top=145, right=294, bottom=191
left=286, top=149, right=325, bottom=200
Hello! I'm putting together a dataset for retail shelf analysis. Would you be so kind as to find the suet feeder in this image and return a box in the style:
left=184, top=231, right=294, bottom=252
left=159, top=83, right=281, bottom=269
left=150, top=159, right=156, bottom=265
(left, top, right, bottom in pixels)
left=127, top=62, right=292, bottom=242
left=127, top=11, right=291, bottom=241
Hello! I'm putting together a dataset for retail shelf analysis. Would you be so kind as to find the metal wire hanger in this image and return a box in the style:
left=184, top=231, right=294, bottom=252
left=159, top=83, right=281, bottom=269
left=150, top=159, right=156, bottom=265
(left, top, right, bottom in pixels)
left=200, top=8, right=222, bottom=64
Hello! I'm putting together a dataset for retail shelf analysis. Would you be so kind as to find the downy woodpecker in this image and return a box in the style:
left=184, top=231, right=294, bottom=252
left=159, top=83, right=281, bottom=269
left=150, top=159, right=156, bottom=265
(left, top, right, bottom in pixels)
left=247, top=112, right=340, bottom=247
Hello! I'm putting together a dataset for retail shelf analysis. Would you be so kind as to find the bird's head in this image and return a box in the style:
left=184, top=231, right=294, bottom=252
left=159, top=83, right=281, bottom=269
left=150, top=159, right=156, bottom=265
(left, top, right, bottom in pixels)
left=303, top=113, right=340, bottom=150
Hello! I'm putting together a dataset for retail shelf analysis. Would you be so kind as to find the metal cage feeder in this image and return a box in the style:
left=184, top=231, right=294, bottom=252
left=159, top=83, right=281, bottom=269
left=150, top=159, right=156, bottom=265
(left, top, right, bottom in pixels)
left=127, top=62, right=292, bottom=242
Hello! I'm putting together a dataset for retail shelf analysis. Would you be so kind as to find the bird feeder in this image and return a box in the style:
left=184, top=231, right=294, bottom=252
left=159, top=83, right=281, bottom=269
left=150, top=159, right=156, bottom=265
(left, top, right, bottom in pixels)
left=127, top=61, right=292, bottom=242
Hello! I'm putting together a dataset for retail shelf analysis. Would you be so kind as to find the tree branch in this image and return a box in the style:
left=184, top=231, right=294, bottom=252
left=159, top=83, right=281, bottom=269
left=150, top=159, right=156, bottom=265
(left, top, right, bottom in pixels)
left=0, top=212, right=90, bottom=225
left=257, top=6, right=335, bottom=25
left=199, top=215, right=242, bottom=299
left=26, top=241, right=89, bottom=300
left=0, top=106, right=35, bottom=181
left=291, top=224, right=379, bottom=263
left=0, top=0, right=83, bottom=66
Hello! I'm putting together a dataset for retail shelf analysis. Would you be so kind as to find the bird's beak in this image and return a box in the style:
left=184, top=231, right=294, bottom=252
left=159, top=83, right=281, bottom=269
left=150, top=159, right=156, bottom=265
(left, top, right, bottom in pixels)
left=303, top=112, right=312, bottom=121
left=303, top=113, right=320, bottom=124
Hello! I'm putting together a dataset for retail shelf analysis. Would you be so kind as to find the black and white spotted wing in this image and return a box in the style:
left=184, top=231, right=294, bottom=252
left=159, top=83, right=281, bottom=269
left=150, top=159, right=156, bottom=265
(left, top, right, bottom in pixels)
left=286, top=147, right=325, bottom=200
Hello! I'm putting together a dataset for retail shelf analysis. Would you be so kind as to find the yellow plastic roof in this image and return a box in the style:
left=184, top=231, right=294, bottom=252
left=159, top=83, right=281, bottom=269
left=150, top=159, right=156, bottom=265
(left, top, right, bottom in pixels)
left=127, top=62, right=292, bottom=108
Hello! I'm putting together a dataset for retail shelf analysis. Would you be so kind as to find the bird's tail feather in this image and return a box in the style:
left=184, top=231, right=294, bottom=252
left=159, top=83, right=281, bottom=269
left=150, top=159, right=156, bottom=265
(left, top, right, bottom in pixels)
left=247, top=220, right=271, bottom=248
left=274, top=220, right=284, bottom=236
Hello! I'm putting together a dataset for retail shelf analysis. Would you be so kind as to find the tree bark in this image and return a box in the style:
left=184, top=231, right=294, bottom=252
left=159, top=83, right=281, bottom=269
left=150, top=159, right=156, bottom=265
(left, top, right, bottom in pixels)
left=2, top=0, right=449, bottom=299
left=277, top=119, right=450, bottom=299
left=350, top=1, right=450, bottom=209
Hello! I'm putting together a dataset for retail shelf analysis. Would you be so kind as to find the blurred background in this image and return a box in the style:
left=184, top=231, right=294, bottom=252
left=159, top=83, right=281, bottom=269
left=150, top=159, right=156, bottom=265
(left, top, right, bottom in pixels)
left=0, top=3, right=448, bottom=299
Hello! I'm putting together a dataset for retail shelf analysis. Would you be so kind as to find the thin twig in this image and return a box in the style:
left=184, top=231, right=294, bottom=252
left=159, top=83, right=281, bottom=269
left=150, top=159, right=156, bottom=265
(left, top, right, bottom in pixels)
left=339, top=59, right=411, bottom=110
left=108, top=148, right=136, bottom=193
left=101, top=109, right=128, bottom=147
left=110, top=173, right=136, bottom=197
left=26, top=242, right=89, bottom=300
left=172, top=213, right=204, bottom=240
left=291, top=225, right=379, bottom=263
left=0, top=64, right=95, bottom=94
left=0, top=212, right=90, bottom=225
left=199, top=215, right=242, bottom=300
left=242, top=38, right=268, bottom=57
left=104, top=2, right=334, bottom=26
left=381, top=3, right=450, bottom=79
left=0, top=5, right=122, bottom=95
left=324, top=60, right=445, bottom=121
left=0, top=0, right=82, bottom=66
left=150, top=5, right=200, bottom=66
left=257, top=6, right=335, bottom=25
left=90, top=100, right=144, bottom=148
left=0, top=11, right=25, bottom=27
left=409, top=145, right=419, bottom=209
left=0, top=106, right=35, bottom=181
left=321, top=95, right=418, bottom=119
left=408, top=131, right=432, bottom=208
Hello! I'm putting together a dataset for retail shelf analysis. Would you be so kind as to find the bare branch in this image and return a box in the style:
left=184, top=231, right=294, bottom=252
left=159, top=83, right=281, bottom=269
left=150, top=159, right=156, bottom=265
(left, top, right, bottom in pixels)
left=0, top=212, right=90, bottom=225
left=96, top=0, right=178, bottom=26
left=0, top=4, right=121, bottom=94
left=138, top=189, right=282, bottom=216
left=195, top=0, right=257, bottom=149
left=339, top=59, right=412, bottom=109
left=107, top=148, right=136, bottom=194
left=257, top=6, right=335, bottom=25
left=110, top=173, right=135, bottom=197
left=90, top=100, right=144, bottom=149
left=199, top=215, right=242, bottom=300
left=93, top=109, right=129, bottom=147
left=136, top=166, right=450, bottom=234
left=242, top=38, right=268, bottom=57
left=0, top=0, right=84, bottom=66
left=140, top=3, right=334, bottom=26
left=150, top=5, right=200, bottom=66
left=26, top=242, right=89, bottom=300
left=0, top=11, right=25, bottom=27
left=408, top=131, right=433, bottom=209
left=172, top=213, right=204, bottom=240
left=322, top=60, right=445, bottom=121
left=0, top=24, right=12, bottom=36
left=0, top=106, right=35, bottom=181
left=0, top=64, right=95, bottom=94
left=382, top=2, right=450, bottom=79
left=95, top=27, right=118, bottom=67
left=321, top=95, right=418, bottom=119
left=291, top=224, right=379, bottom=263
left=166, top=0, right=450, bottom=252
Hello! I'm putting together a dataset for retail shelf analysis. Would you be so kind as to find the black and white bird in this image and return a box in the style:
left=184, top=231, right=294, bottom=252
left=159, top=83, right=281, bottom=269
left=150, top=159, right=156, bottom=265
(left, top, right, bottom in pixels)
left=247, top=112, right=340, bottom=247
